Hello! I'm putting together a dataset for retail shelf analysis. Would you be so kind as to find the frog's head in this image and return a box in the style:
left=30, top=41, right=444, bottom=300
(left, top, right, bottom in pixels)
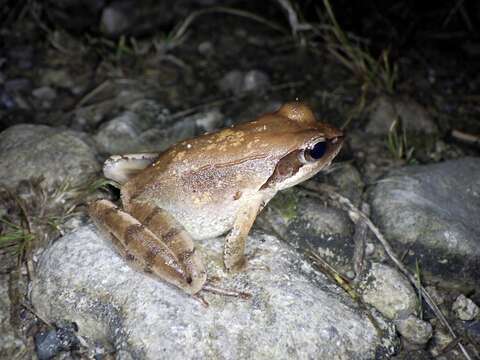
left=260, top=102, right=344, bottom=191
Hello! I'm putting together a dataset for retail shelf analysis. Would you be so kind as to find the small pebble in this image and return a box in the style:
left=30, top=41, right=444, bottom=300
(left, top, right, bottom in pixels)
left=395, top=315, right=433, bottom=345
left=452, top=294, right=479, bottom=321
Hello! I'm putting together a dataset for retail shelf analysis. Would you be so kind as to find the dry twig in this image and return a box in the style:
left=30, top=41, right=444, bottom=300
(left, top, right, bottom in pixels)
left=451, top=129, right=480, bottom=148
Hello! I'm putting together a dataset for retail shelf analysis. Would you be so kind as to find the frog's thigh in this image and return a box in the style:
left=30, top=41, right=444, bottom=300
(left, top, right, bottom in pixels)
left=128, top=201, right=207, bottom=293
left=223, top=196, right=263, bottom=271
left=89, top=199, right=204, bottom=294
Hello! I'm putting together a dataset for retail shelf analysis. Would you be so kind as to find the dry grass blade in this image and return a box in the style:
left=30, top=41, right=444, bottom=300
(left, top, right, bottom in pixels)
left=301, top=181, right=474, bottom=360
left=171, top=6, right=288, bottom=44
left=451, top=129, right=480, bottom=148
left=306, top=249, right=384, bottom=336
left=321, top=0, right=397, bottom=93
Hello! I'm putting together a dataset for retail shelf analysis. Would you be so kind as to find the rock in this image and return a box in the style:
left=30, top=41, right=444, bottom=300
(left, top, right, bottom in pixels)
left=35, top=323, right=79, bottom=360
left=243, top=70, right=270, bottom=92
left=452, top=294, right=479, bottom=321
left=258, top=187, right=355, bottom=275
left=258, top=164, right=363, bottom=275
left=314, top=162, right=365, bottom=206
left=198, top=41, right=214, bottom=56
left=71, top=79, right=166, bottom=130
left=94, top=111, right=143, bottom=154
left=366, top=95, right=438, bottom=135
left=219, top=69, right=270, bottom=95
left=218, top=70, right=244, bottom=94
left=100, top=4, right=131, bottom=36
left=368, top=157, right=480, bottom=287
left=189, top=108, right=224, bottom=133
left=31, top=225, right=397, bottom=359
left=0, top=275, right=27, bottom=358
left=94, top=100, right=196, bottom=154
left=0, top=124, right=100, bottom=189
left=424, top=285, right=444, bottom=305
left=40, top=68, right=76, bottom=91
left=99, top=1, right=183, bottom=37
left=32, top=86, right=57, bottom=101
left=358, top=263, right=417, bottom=320
left=428, top=321, right=457, bottom=358
left=32, top=86, right=57, bottom=108
left=395, top=315, right=433, bottom=345
left=466, top=320, right=480, bottom=346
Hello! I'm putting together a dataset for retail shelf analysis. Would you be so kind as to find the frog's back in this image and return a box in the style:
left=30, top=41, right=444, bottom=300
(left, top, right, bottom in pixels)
left=122, top=110, right=314, bottom=205
left=120, top=104, right=328, bottom=238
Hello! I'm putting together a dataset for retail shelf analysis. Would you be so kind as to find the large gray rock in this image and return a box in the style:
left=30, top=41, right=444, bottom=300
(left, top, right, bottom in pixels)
left=31, top=225, right=397, bottom=359
left=0, top=124, right=100, bottom=189
left=368, top=157, right=480, bottom=287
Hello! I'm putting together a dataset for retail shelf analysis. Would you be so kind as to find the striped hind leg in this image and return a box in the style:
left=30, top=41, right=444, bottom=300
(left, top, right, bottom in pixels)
left=88, top=199, right=206, bottom=295
left=127, top=201, right=251, bottom=302
left=127, top=201, right=207, bottom=294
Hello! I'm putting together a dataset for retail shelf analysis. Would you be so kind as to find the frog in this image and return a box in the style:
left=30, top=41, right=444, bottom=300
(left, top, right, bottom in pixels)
left=89, top=102, right=344, bottom=299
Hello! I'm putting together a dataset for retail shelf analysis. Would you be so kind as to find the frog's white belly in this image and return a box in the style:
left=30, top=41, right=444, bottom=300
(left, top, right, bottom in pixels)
left=165, top=201, right=239, bottom=240
left=155, top=190, right=275, bottom=240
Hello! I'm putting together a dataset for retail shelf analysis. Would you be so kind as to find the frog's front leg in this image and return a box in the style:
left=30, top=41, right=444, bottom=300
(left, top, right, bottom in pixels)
left=89, top=199, right=206, bottom=294
left=223, top=196, right=264, bottom=271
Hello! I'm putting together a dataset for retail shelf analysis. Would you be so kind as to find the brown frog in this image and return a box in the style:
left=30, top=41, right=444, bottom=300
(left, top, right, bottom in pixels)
left=89, top=102, right=344, bottom=298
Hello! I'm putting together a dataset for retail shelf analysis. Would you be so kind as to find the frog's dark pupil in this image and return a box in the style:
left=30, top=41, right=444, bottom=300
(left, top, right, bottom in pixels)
left=308, top=141, right=327, bottom=159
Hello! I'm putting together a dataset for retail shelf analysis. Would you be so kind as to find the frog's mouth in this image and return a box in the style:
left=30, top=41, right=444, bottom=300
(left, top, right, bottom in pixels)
left=260, top=135, right=344, bottom=191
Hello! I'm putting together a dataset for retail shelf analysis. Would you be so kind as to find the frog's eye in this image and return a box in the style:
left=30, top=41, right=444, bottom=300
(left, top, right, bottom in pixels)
left=299, top=140, right=327, bottom=163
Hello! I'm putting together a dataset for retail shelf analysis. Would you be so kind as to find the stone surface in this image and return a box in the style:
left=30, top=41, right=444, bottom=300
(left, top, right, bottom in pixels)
left=452, top=294, right=479, bottom=321
left=368, top=157, right=480, bottom=287
left=259, top=186, right=355, bottom=275
left=0, top=275, right=27, bottom=358
left=366, top=95, right=438, bottom=135
left=395, top=315, right=433, bottom=345
left=94, top=99, right=196, bottom=155
left=218, top=69, right=270, bottom=95
left=31, top=225, right=397, bottom=359
left=0, top=124, right=100, bottom=189
left=71, top=80, right=162, bottom=130
left=358, top=263, right=417, bottom=320
left=258, top=163, right=364, bottom=275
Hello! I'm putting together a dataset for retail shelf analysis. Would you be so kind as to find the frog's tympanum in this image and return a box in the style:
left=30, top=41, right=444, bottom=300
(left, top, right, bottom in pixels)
left=89, top=102, right=344, bottom=298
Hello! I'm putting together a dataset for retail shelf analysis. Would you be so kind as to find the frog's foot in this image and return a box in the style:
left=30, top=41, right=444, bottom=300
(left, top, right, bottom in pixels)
left=203, top=283, right=251, bottom=299
left=225, top=248, right=271, bottom=273
left=190, top=282, right=251, bottom=307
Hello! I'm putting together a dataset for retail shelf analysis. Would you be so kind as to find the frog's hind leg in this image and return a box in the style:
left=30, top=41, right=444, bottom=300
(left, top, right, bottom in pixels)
left=127, top=201, right=207, bottom=294
left=128, top=201, right=250, bottom=301
left=88, top=199, right=204, bottom=294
